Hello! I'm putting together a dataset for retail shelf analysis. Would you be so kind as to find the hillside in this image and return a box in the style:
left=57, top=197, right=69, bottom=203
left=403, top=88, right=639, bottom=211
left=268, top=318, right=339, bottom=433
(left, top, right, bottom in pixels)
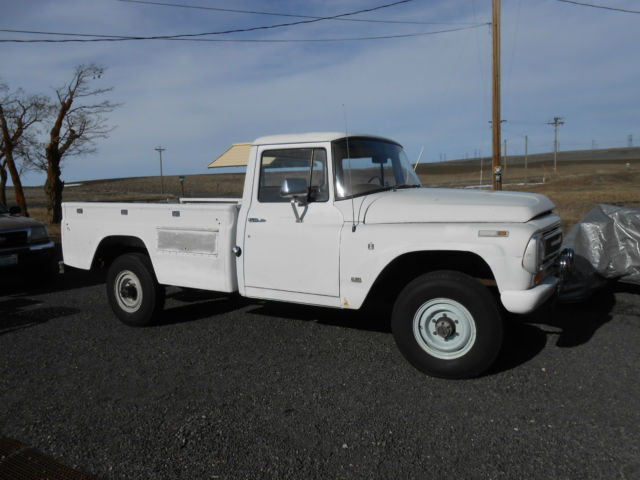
left=7, top=146, right=640, bottom=237
left=416, top=146, right=640, bottom=187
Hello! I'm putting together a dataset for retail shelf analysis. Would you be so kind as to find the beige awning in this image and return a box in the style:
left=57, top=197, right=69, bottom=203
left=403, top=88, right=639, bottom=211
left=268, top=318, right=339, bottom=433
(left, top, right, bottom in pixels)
left=208, top=142, right=252, bottom=168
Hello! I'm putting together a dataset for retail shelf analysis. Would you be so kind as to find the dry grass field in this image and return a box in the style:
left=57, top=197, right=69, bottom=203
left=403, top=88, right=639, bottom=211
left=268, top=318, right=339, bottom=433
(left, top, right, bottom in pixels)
left=418, top=147, right=640, bottom=232
left=8, top=147, right=640, bottom=239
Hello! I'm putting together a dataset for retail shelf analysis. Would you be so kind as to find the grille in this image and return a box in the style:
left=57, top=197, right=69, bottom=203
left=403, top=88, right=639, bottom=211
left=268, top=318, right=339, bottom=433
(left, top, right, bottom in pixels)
left=0, top=229, right=28, bottom=249
left=542, top=226, right=563, bottom=265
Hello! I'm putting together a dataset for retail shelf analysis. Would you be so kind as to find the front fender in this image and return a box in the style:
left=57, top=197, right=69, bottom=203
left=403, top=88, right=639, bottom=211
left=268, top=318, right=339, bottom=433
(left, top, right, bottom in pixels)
left=339, top=222, right=533, bottom=309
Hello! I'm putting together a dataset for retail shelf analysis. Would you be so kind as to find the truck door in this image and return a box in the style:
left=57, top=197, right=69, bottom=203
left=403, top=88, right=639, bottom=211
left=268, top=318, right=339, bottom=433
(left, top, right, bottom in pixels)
left=243, top=146, right=342, bottom=299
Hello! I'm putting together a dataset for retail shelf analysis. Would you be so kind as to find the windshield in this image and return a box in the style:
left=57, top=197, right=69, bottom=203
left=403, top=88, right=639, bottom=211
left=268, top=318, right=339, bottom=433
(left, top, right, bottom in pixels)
left=333, top=137, right=421, bottom=199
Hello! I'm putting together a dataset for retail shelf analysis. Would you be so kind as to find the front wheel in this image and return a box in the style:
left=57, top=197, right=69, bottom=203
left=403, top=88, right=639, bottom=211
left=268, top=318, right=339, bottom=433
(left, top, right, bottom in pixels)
left=106, top=253, right=165, bottom=327
left=391, top=271, right=503, bottom=379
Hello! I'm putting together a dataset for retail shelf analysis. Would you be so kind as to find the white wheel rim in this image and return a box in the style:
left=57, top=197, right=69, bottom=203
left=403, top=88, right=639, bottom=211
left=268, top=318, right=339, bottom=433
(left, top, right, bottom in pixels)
left=114, top=269, right=142, bottom=313
left=413, top=298, right=477, bottom=360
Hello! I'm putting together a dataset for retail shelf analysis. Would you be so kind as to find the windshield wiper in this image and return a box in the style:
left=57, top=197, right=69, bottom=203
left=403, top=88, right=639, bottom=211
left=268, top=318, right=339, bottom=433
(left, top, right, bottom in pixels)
left=394, top=184, right=422, bottom=190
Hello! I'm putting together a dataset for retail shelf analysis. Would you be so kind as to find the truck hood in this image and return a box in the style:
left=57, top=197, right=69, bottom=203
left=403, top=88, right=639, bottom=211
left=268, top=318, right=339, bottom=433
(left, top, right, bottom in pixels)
left=362, top=188, right=555, bottom=224
left=0, top=213, right=45, bottom=230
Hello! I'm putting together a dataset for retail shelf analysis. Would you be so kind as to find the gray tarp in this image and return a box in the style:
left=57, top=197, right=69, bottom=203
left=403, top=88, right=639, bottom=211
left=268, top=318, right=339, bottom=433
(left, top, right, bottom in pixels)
left=560, top=204, right=640, bottom=301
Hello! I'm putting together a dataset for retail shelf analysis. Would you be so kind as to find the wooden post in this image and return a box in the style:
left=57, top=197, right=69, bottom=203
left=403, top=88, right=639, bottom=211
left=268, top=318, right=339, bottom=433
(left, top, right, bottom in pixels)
left=547, top=116, right=564, bottom=173
left=524, top=135, right=528, bottom=182
left=504, top=139, right=507, bottom=176
left=492, top=0, right=501, bottom=190
left=155, top=146, right=165, bottom=194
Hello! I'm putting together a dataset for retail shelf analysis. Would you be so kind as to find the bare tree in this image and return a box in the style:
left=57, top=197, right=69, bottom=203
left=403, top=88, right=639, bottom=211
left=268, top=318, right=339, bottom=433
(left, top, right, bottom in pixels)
left=1, top=84, right=8, bottom=207
left=0, top=83, right=49, bottom=215
left=0, top=149, right=6, bottom=206
left=42, top=64, right=118, bottom=223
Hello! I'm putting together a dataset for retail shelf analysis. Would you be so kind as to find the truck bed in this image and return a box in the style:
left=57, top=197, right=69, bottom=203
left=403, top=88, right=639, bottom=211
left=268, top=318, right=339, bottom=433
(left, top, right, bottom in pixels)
left=62, top=201, right=240, bottom=292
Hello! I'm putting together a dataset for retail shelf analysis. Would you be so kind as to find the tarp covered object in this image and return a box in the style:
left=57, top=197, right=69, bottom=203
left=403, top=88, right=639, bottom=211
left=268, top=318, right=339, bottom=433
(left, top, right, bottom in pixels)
left=560, top=204, right=640, bottom=301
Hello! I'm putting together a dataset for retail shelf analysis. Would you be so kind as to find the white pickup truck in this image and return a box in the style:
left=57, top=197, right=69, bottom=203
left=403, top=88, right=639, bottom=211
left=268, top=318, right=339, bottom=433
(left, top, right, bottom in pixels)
left=62, top=132, right=572, bottom=378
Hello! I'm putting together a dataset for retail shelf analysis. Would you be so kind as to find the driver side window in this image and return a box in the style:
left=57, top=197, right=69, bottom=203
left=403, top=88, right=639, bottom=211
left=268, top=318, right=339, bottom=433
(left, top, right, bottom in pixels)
left=258, top=148, right=328, bottom=203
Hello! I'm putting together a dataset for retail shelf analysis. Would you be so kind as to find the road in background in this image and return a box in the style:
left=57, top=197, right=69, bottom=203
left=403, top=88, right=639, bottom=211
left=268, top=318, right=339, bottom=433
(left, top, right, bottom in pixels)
left=1, top=268, right=639, bottom=479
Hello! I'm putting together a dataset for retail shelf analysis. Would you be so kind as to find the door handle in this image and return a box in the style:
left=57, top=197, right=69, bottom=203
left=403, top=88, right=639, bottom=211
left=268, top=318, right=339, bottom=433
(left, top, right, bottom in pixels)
left=248, top=217, right=266, bottom=223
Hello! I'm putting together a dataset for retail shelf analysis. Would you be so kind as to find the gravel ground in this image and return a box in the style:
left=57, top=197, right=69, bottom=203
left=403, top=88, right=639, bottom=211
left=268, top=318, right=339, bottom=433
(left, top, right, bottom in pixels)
left=1, top=267, right=639, bottom=480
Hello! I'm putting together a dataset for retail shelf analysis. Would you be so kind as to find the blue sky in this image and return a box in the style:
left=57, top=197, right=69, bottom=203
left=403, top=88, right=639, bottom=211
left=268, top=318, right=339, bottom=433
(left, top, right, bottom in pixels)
left=1, top=0, right=639, bottom=185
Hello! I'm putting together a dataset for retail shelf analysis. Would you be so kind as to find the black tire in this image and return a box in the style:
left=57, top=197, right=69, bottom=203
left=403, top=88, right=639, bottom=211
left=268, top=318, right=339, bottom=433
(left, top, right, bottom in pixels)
left=106, top=253, right=165, bottom=327
left=391, top=270, right=503, bottom=379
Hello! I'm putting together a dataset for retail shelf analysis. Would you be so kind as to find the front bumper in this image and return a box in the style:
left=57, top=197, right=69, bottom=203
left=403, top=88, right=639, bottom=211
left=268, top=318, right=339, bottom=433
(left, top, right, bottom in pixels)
left=501, top=275, right=559, bottom=314
left=0, top=240, right=56, bottom=268
left=501, top=248, right=574, bottom=314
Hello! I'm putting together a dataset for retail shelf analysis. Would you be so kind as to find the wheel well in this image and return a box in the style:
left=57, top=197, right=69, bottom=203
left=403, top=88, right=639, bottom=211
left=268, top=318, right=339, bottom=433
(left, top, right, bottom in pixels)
left=91, top=236, right=150, bottom=270
left=363, top=250, right=496, bottom=309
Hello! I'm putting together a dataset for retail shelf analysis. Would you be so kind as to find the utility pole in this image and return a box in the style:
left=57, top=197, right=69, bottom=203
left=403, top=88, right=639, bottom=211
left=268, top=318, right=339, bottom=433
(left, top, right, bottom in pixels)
left=491, top=0, right=501, bottom=190
left=524, top=135, right=528, bottom=182
left=155, top=146, right=165, bottom=194
left=547, top=117, right=564, bottom=173
left=503, top=139, right=508, bottom=176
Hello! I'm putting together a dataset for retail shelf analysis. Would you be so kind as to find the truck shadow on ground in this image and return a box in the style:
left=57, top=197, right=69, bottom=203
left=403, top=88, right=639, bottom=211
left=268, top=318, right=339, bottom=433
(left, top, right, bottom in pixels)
left=490, top=286, right=618, bottom=374
left=155, top=284, right=624, bottom=375
left=7, top=266, right=624, bottom=375
left=168, top=287, right=622, bottom=376
left=157, top=289, right=251, bottom=327
left=0, top=261, right=97, bottom=335
left=0, top=267, right=106, bottom=296
left=0, top=297, right=80, bottom=336
left=243, top=299, right=393, bottom=334
left=159, top=288, right=393, bottom=332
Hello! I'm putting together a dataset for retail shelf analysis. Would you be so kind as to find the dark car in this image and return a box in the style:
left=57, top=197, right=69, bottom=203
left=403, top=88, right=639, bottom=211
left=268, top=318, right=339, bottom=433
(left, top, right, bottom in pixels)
left=0, top=202, right=56, bottom=277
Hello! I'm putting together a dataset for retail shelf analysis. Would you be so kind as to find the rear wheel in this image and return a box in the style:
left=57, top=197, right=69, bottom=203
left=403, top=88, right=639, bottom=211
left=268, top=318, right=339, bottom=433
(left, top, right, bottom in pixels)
left=106, top=253, right=165, bottom=326
left=391, top=270, right=502, bottom=379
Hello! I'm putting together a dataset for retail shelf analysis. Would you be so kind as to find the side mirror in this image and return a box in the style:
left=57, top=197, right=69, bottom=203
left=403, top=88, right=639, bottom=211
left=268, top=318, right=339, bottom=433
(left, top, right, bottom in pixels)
left=9, top=206, right=22, bottom=215
left=280, top=178, right=308, bottom=199
left=280, top=178, right=308, bottom=223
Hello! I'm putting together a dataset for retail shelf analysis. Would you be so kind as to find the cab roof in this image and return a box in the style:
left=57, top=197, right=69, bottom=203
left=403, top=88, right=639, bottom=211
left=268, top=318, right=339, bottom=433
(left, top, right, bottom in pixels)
left=252, top=132, right=399, bottom=146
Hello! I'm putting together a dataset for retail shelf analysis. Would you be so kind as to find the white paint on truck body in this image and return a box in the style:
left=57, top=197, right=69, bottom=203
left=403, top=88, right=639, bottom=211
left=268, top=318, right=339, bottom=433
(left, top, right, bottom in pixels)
left=62, top=201, right=239, bottom=292
left=62, top=132, right=563, bottom=315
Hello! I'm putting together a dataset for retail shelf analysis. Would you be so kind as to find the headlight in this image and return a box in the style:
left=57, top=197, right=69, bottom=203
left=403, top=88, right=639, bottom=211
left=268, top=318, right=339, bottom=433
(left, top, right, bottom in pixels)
left=522, top=233, right=545, bottom=274
left=30, top=226, right=50, bottom=242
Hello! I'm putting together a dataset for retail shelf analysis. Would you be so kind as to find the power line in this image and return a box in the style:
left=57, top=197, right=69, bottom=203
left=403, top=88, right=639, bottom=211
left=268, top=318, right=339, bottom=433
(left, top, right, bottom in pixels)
left=555, top=0, right=640, bottom=14
left=0, top=0, right=417, bottom=43
left=0, top=24, right=490, bottom=44
left=117, top=0, right=477, bottom=26
left=160, top=24, right=490, bottom=43
left=0, top=29, right=130, bottom=39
